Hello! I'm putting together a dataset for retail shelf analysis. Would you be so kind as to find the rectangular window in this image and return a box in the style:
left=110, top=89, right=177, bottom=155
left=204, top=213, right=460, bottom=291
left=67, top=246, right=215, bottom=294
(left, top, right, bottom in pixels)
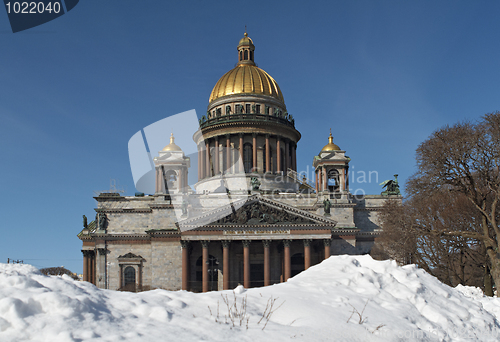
left=256, top=105, right=261, bottom=114
left=245, top=104, right=251, bottom=114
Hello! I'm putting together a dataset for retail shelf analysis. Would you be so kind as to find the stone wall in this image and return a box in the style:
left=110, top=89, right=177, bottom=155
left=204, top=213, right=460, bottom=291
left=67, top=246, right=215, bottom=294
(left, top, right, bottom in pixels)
left=150, top=241, right=182, bottom=290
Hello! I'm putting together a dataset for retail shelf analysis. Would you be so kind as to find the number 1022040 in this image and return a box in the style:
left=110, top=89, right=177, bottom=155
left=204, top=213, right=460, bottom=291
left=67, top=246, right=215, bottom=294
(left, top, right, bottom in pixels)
left=5, top=2, right=62, bottom=14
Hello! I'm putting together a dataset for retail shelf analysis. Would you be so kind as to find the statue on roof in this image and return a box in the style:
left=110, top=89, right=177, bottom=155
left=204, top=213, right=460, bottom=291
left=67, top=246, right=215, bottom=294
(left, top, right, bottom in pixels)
left=380, top=174, right=401, bottom=196
left=251, top=176, right=261, bottom=191
left=323, top=198, right=331, bottom=216
left=96, top=213, right=107, bottom=230
left=83, top=215, right=87, bottom=228
left=181, top=199, right=188, bottom=217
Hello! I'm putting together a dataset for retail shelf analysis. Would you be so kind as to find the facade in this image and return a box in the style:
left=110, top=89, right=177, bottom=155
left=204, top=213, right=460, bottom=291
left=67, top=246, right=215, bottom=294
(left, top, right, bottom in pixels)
left=78, top=33, right=400, bottom=292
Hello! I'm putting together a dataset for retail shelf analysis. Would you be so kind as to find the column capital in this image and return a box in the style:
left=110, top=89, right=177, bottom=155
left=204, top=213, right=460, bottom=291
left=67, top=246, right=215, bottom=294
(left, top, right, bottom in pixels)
left=303, top=239, right=312, bottom=247
left=222, top=240, right=231, bottom=248
left=82, top=250, right=93, bottom=257
left=242, top=240, right=251, bottom=248
left=180, top=240, right=190, bottom=249
left=201, top=240, right=210, bottom=248
left=252, top=132, right=257, bottom=138
left=225, top=133, right=231, bottom=139
left=283, top=239, right=292, bottom=247
left=262, top=240, right=271, bottom=248
left=238, top=133, right=244, bottom=137
left=323, top=239, right=332, bottom=247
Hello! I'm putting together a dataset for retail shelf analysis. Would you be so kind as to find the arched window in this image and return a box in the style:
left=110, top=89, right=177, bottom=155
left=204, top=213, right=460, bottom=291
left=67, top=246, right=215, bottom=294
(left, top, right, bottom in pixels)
left=244, top=50, right=248, bottom=60
left=124, top=266, right=136, bottom=286
left=165, top=170, right=177, bottom=182
left=165, top=170, right=177, bottom=191
left=328, top=169, right=340, bottom=192
left=239, top=51, right=242, bottom=61
left=243, top=143, right=253, bottom=173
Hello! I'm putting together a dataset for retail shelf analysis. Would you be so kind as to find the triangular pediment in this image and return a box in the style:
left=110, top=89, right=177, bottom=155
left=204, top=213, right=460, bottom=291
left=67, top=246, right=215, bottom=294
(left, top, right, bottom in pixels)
left=179, top=195, right=336, bottom=231
left=118, top=252, right=143, bottom=259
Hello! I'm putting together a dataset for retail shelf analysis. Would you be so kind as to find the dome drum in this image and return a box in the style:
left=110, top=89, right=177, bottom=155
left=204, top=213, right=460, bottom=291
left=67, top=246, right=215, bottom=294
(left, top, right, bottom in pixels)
left=207, top=93, right=286, bottom=116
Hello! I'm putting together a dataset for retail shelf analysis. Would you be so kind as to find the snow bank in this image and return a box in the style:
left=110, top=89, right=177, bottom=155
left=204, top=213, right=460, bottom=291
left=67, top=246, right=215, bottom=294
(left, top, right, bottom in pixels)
left=1, top=256, right=500, bottom=341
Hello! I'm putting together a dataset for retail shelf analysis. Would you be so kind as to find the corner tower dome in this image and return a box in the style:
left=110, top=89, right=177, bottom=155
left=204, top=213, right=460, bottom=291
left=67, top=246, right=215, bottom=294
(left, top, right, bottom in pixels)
left=320, top=131, right=340, bottom=154
left=209, top=32, right=285, bottom=104
left=162, top=133, right=182, bottom=152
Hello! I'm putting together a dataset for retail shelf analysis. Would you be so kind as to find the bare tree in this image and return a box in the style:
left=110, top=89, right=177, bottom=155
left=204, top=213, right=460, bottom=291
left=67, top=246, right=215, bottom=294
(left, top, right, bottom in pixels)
left=404, top=111, right=500, bottom=295
left=374, top=190, right=486, bottom=289
left=372, top=199, right=416, bottom=265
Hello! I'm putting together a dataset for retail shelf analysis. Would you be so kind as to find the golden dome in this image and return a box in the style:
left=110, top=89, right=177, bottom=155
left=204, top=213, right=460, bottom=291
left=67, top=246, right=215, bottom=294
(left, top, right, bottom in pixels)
left=320, top=132, right=340, bottom=153
left=209, top=65, right=284, bottom=103
left=208, top=33, right=284, bottom=104
left=162, top=133, right=182, bottom=152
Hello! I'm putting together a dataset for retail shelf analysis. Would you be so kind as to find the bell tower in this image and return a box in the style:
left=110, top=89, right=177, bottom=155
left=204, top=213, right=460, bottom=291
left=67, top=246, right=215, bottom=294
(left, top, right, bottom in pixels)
left=313, top=130, right=350, bottom=198
left=154, top=133, right=190, bottom=194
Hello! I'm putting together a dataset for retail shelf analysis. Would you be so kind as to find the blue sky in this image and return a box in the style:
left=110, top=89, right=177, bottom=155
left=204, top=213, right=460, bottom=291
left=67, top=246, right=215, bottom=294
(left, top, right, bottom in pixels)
left=0, top=1, right=498, bottom=273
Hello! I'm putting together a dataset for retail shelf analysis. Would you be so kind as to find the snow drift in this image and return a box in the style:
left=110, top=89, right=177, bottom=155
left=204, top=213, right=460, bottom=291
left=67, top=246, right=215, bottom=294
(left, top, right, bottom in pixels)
left=1, top=255, right=500, bottom=342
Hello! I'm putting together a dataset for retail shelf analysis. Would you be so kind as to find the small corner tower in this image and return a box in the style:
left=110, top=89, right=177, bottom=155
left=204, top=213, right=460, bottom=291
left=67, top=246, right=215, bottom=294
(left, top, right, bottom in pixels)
left=313, top=130, right=350, bottom=198
left=154, top=133, right=190, bottom=194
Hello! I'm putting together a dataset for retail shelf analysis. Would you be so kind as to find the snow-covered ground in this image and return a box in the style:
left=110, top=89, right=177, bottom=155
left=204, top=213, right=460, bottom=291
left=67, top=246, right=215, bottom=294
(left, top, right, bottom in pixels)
left=1, top=255, right=500, bottom=342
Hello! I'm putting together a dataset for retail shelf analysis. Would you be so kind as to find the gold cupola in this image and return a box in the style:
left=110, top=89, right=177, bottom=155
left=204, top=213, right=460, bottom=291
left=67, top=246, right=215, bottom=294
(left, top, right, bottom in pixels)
left=162, top=133, right=182, bottom=152
left=208, top=32, right=284, bottom=104
left=320, top=131, right=340, bottom=153
left=237, top=32, right=255, bottom=65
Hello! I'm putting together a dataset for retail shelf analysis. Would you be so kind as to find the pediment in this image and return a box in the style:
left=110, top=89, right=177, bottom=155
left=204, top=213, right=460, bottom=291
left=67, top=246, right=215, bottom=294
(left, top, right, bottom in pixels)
left=179, top=195, right=336, bottom=230
left=118, top=252, right=143, bottom=259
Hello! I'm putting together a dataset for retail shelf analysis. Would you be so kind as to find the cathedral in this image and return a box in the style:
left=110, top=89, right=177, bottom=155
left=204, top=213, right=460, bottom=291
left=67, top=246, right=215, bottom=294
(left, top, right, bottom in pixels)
left=78, top=33, right=400, bottom=292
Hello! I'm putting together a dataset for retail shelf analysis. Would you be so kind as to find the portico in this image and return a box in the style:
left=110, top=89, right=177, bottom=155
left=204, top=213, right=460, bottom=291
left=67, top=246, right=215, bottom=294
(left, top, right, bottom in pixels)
left=180, top=236, right=333, bottom=292
left=177, top=195, right=341, bottom=292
